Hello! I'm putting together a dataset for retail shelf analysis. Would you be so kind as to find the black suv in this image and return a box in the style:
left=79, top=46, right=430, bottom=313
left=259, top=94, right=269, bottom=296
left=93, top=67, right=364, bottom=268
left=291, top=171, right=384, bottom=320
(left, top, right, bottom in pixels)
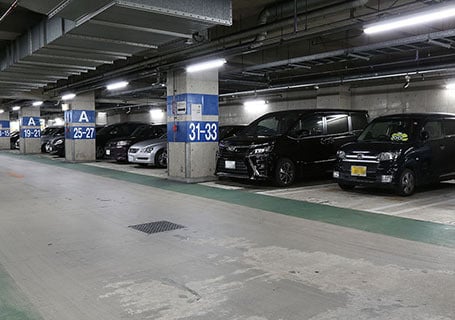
left=216, top=109, right=369, bottom=186
left=333, top=113, right=455, bottom=196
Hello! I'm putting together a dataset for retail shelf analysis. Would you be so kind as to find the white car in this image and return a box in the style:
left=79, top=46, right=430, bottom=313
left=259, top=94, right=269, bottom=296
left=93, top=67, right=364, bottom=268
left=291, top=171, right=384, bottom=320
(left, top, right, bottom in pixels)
left=128, top=134, right=167, bottom=167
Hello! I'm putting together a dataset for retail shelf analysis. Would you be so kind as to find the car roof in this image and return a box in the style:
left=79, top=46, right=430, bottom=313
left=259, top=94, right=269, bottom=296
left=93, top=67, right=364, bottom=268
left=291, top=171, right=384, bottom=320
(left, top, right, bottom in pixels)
left=374, top=112, right=455, bottom=120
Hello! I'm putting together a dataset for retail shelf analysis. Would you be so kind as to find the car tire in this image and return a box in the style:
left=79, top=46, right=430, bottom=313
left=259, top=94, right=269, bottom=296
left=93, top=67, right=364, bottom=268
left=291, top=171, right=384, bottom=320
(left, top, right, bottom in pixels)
left=396, top=168, right=416, bottom=196
left=274, top=158, right=296, bottom=187
left=96, top=146, right=105, bottom=159
left=155, top=149, right=167, bottom=168
left=338, top=183, right=355, bottom=191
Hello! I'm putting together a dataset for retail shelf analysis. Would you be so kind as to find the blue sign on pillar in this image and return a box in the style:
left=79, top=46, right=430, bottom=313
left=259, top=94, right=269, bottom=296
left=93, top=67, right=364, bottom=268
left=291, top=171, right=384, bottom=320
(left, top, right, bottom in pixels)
left=0, top=120, right=10, bottom=138
left=65, top=110, right=96, bottom=139
left=167, top=93, right=219, bottom=142
left=20, top=117, right=41, bottom=138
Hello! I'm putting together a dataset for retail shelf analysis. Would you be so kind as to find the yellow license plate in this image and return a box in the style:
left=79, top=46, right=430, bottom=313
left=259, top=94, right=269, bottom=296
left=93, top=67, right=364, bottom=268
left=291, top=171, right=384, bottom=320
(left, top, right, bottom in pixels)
left=351, top=166, right=367, bottom=177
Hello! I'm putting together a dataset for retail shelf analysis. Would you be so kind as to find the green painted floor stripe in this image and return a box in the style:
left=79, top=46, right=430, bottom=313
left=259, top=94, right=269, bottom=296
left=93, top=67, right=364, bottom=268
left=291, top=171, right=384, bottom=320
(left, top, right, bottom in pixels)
left=0, top=263, right=43, bottom=320
left=3, top=152, right=455, bottom=248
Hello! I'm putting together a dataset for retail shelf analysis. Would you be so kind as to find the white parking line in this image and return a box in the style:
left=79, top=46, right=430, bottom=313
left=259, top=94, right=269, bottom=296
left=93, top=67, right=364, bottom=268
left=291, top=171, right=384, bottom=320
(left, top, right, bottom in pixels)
left=392, top=198, right=455, bottom=215
left=256, top=183, right=335, bottom=195
left=199, top=182, right=245, bottom=190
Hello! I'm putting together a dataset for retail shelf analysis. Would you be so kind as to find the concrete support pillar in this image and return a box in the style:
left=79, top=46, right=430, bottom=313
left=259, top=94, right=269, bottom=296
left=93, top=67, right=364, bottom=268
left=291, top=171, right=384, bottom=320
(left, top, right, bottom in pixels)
left=167, top=69, right=219, bottom=183
left=65, top=92, right=96, bottom=162
left=0, top=111, right=10, bottom=150
left=19, top=107, right=41, bottom=154
left=316, top=85, right=352, bottom=109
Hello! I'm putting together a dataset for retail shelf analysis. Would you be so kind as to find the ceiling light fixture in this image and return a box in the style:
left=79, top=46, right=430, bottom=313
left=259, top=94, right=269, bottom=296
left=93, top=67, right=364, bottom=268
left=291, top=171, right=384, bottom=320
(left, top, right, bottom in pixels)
left=186, top=58, right=226, bottom=73
left=243, top=99, right=266, bottom=108
left=12, top=106, right=20, bottom=111
left=0, top=109, right=4, bottom=114
left=32, top=101, right=43, bottom=107
left=61, top=93, right=76, bottom=100
left=364, top=5, right=455, bottom=34
left=445, top=82, right=455, bottom=90
left=106, top=81, right=129, bottom=90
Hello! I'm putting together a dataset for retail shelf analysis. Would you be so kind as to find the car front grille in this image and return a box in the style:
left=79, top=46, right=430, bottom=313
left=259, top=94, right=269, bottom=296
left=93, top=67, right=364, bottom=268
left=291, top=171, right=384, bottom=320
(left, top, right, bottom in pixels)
left=216, top=158, right=249, bottom=176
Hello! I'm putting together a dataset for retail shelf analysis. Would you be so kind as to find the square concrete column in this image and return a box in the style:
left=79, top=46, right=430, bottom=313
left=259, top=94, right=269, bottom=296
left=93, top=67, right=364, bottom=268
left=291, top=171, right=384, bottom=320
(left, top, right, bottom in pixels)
left=0, top=111, right=10, bottom=150
left=316, top=85, right=352, bottom=109
left=65, top=92, right=96, bottom=162
left=19, top=107, right=41, bottom=154
left=167, top=69, right=219, bottom=183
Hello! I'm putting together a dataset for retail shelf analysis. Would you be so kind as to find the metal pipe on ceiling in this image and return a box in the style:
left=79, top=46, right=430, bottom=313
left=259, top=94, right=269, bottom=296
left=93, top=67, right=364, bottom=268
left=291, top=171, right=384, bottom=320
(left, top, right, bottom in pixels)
left=0, top=0, right=18, bottom=23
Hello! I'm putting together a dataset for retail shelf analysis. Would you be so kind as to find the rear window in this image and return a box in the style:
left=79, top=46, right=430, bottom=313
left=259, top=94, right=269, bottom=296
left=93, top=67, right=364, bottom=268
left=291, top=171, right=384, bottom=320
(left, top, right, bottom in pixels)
left=326, top=114, right=348, bottom=134
left=443, top=119, right=455, bottom=136
left=351, top=113, right=369, bottom=131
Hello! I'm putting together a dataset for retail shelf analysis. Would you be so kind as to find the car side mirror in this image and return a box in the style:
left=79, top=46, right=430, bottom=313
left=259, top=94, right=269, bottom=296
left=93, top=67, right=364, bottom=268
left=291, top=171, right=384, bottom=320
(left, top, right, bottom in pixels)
left=420, top=130, right=430, bottom=141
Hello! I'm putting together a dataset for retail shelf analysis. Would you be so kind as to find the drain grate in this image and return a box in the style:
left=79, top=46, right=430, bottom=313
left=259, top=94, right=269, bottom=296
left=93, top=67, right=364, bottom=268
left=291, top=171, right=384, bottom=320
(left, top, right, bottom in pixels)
left=129, top=220, right=185, bottom=234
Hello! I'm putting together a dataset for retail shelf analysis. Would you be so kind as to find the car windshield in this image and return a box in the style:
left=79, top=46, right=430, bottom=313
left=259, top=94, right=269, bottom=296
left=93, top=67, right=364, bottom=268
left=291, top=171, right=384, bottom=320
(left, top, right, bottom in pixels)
left=131, top=125, right=151, bottom=137
left=358, top=118, right=417, bottom=143
left=242, top=112, right=300, bottom=137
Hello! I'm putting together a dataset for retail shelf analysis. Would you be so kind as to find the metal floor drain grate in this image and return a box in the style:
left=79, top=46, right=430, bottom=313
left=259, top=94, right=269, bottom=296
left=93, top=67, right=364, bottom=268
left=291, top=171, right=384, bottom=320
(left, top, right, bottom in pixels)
left=129, top=220, right=185, bottom=234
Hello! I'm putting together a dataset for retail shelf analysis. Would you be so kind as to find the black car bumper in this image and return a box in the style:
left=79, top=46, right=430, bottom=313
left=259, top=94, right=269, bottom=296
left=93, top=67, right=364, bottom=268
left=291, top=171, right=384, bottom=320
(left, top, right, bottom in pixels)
left=215, top=153, right=275, bottom=180
left=333, top=160, right=400, bottom=188
left=105, top=146, right=129, bottom=161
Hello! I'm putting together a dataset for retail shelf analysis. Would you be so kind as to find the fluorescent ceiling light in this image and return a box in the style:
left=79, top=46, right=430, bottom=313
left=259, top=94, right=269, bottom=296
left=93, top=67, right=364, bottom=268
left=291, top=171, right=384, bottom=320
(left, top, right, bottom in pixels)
left=32, top=101, right=43, bottom=107
left=364, top=5, right=455, bottom=34
left=150, top=108, right=163, bottom=118
left=106, top=81, right=129, bottom=90
left=0, top=109, right=4, bottom=114
left=12, top=106, right=20, bottom=111
left=61, top=93, right=76, bottom=100
left=243, top=99, right=266, bottom=108
left=186, top=58, right=226, bottom=73
left=446, top=83, right=455, bottom=90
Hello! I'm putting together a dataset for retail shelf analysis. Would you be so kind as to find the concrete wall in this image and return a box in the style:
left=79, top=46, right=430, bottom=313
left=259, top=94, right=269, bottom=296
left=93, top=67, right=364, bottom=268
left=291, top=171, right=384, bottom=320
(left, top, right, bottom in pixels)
left=220, top=83, right=455, bottom=125
left=106, top=109, right=166, bottom=125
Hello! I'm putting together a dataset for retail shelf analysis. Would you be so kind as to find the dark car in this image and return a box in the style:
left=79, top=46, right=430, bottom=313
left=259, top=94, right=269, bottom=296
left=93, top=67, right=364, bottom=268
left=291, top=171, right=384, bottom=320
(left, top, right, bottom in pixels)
left=41, top=126, right=64, bottom=152
left=48, top=125, right=105, bottom=157
left=10, top=131, right=19, bottom=149
left=105, top=124, right=166, bottom=162
left=96, top=122, right=148, bottom=159
left=216, top=109, right=369, bottom=187
left=219, top=125, right=247, bottom=140
left=333, top=113, right=455, bottom=196
left=48, top=134, right=65, bottom=157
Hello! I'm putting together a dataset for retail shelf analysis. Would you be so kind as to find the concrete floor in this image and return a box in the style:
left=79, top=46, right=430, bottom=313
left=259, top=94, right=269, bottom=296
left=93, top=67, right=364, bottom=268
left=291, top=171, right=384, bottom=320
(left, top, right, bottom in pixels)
left=1, top=152, right=455, bottom=320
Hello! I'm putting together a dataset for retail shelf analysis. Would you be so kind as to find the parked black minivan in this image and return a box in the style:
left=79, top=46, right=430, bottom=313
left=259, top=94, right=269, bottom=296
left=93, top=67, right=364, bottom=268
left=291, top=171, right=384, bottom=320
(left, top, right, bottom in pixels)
left=216, top=109, right=369, bottom=186
left=333, top=113, right=455, bottom=196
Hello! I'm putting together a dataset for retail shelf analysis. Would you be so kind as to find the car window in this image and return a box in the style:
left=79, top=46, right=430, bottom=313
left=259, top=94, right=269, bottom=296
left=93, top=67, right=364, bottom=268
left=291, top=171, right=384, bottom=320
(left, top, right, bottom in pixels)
left=289, top=115, right=323, bottom=138
left=423, top=121, right=443, bottom=140
left=358, top=118, right=416, bottom=142
left=131, top=125, right=152, bottom=137
left=443, top=119, right=455, bottom=136
left=351, top=113, right=369, bottom=130
left=326, top=114, right=348, bottom=134
left=244, top=112, right=300, bottom=137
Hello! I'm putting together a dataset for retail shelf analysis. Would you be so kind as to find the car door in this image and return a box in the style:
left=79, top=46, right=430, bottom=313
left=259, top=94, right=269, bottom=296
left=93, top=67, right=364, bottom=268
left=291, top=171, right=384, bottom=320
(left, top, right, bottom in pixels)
left=442, top=118, right=455, bottom=177
left=287, top=114, right=325, bottom=171
left=324, top=113, right=354, bottom=164
left=422, top=119, right=446, bottom=179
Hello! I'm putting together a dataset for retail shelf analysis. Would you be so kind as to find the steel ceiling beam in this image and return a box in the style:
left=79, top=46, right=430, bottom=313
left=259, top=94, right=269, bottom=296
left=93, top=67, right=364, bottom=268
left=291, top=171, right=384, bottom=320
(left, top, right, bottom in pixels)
left=64, top=33, right=158, bottom=49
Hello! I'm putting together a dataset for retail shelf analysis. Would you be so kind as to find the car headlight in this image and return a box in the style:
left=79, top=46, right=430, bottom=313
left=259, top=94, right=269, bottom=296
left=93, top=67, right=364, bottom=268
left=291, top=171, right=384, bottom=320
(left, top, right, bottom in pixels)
left=378, top=151, right=400, bottom=161
left=55, top=139, right=64, bottom=145
left=117, top=140, right=129, bottom=146
left=143, top=146, right=154, bottom=153
left=251, top=143, right=274, bottom=154
left=337, top=150, right=346, bottom=159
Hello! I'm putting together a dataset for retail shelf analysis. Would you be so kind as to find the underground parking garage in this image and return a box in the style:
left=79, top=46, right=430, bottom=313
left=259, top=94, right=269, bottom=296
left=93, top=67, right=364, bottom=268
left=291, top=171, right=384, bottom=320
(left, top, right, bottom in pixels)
left=1, top=1, right=455, bottom=319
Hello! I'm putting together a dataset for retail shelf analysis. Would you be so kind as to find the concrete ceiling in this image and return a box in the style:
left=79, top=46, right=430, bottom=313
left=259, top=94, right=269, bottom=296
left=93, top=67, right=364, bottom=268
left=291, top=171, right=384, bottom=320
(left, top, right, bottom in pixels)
left=2, top=0, right=455, bottom=116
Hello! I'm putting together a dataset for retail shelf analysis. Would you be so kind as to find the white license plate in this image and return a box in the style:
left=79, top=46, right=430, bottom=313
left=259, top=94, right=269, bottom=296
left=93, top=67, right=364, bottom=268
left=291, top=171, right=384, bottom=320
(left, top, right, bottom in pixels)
left=105, top=149, right=110, bottom=155
left=225, top=160, right=236, bottom=169
left=351, top=165, right=367, bottom=177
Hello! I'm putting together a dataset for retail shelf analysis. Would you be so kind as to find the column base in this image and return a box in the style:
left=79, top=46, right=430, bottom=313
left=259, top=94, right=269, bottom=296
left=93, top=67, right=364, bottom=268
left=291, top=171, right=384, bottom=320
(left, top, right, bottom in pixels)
left=167, top=175, right=218, bottom=184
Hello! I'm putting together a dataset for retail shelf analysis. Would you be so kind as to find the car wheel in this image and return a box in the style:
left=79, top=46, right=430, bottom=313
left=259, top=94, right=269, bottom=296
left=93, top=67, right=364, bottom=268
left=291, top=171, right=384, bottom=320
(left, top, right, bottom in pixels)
left=274, top=158, right=296, bottom=187
left=338, top=183, right=355, bottom=191
left=155, top=149, right=167, bottom=168
left=396, top=168, right=416, bottom=196
left=96, top=146, right=105, bottom=159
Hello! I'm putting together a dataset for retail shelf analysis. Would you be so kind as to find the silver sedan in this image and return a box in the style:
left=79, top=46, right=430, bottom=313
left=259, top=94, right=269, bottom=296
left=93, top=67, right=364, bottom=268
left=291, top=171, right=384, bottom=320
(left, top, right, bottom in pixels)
left=128, top=134, right=167, bottom=167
